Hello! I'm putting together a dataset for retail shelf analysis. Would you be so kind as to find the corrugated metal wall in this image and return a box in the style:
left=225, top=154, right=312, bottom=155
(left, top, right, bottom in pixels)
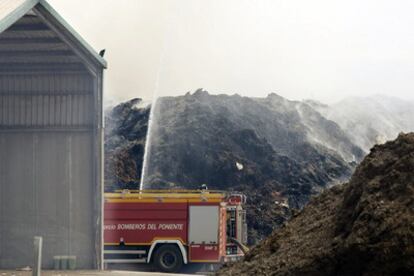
left=0, top=71, right=98, bottom=269
left=0, top=74, right=93, bottom=127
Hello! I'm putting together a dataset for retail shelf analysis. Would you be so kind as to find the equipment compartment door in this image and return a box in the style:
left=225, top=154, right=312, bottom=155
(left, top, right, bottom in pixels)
left=189, top=206, right=219, bottom=244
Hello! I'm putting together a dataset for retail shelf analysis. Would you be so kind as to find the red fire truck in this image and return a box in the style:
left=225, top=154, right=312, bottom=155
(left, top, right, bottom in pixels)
left=103, top=189, right=247, bottom=273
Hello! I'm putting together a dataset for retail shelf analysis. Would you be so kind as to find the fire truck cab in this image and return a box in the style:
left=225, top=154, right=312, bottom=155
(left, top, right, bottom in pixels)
left=103, top=189, right=247, bottom=273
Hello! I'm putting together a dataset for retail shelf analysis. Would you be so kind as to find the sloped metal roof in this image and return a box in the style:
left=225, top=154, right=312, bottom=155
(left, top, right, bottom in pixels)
left=0, top=0, right=107, bottom=68
left=0, top=0, right=37, bottom=33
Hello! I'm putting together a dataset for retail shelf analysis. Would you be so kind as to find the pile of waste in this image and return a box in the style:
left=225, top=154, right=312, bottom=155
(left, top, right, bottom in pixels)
left=218, top=133, right=414, bottom=275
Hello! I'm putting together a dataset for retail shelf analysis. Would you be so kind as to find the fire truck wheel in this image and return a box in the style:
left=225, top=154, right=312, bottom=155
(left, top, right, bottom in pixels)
left=153, top=244, right=183, bottom=273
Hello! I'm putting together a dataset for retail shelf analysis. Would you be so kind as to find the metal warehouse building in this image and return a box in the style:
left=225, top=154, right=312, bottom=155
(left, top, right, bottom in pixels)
left=0, top=0, right=106, bottom=269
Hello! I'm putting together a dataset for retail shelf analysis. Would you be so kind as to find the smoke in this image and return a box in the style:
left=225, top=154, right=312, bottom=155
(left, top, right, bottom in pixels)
left=313, top=95, right=414, bottom=152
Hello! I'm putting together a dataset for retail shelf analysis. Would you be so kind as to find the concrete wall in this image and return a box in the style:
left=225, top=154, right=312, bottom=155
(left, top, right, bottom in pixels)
left=0, top=71, right=100, bottom=269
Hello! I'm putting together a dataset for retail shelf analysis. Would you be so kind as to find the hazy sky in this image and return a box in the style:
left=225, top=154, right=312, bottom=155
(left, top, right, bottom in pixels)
left=48, top=0, right=414, bottom=105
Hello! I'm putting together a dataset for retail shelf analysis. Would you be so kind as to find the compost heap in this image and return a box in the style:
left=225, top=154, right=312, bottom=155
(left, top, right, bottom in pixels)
left=218, top=133, right=414, bottom=276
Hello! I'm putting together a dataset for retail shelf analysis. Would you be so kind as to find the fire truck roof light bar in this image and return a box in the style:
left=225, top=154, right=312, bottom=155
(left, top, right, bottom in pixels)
left=114, top=189, right=244, bottom=196
left=107, top=191, right=225, bottom=200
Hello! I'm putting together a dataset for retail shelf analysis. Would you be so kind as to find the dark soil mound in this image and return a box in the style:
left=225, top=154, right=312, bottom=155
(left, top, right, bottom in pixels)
left=105, top=93, right=363, bottom=243
left=218, top=133, right=414, bottom=276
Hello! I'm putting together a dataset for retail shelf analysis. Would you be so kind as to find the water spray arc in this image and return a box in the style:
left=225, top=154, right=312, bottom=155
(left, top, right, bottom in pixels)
left=139, top=92, right=158, bottom=190
left=139, top=3, right=173, bottom=191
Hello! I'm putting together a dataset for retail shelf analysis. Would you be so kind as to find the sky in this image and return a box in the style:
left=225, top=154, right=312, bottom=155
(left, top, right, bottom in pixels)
left=48, top=0, right=414, bottom=105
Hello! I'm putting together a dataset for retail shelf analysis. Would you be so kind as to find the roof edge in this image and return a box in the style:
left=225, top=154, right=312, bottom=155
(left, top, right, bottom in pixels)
left=39, top=0, right=107, bottom=68
left=0, top=0, right=39, bottom=34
